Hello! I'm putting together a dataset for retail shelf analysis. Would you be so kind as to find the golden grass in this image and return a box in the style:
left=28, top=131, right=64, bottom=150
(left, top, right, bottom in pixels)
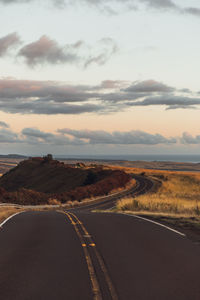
left=117, top=172, right=200, bottom=217
left=48, top=198, right=62, bottom=205
left=0, top=207, right=23, bottom=223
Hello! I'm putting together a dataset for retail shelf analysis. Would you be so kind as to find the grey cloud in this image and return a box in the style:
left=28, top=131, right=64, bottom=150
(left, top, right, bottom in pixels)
left=141, top=0, right=176, bottom=9
left=166, top=105, right=197, bottom=110
left=100, top=92, right=146, bottom=102
left=2, top=125, right=200, bottom=147
left=22, top=128, right=57, bottom=140
left=123, top=80, right=174, bottom=93
left=96, top=80, right=129, bottom=90
left=183, top=7, right=200, bottom=17
left=0, top=121, right=9, bottom=128
left=0, top=128, right=20, bottom=143
left=128, top=95, right=200, bottom=110
left=0, top=33, right=20, bottom=57
left=181, top=132, right=200, bottom=144
left=0, top=0, right=56, bottom=3
left=80, top=0, right=200, bottom=17
left=1, top=0, right=200, bottom=19
left=0, top=79, right=108, bottom=115
left=0, top=126, right=179, bottom=146
left=179, top=88, right=191, bottom=94
left=19, top=35, right=81, bottom=66
left=0, top=0, right=29, bottom=3
left=0, top=79, right=98, bottom=101
left=0, top=79, right=199, bottom=115
left=18, top=35, right=117, bottom=67
left=84, top=38, right=118, bottom=68
left=22, top=127, right=86, bottom=145
left=0, top=125, right=86, bottom=145
left=0, top=100, right=106, bottom=115
left=66, top=0, right=200, bottom=17
left=101, top=79, right=175, bottom=102
left=58, top=128, right=177, bottom=145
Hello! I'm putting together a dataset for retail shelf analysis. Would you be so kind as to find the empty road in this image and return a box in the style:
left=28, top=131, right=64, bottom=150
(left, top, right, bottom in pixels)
left=0, top=176, right=199, bottom=300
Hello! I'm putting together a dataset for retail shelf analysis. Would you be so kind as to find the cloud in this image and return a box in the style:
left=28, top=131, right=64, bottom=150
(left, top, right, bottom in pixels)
left=128, top=95, right=200, bottom=110
left=0, top=78, right=106, bottom=115
left=183, top=7, right=200, bottom=17
left=0, top=32, right=117, bottom=68
left=58, top=128, right=177, bottom=145
left=0, top=125, right=178, bottom=146
left=0, top=100, right=105, bottom=115
left=18, top=35, right=118, bottom=67
left=96, top=80, right=129, bottom=90
left=3, top=124, right=200, bottom=147
left=0, top=0, right=28, bottom=3
left=84, top=38, right=118, bottom=68
left=0, top=121, right=9, bottom=128
left=181, top=132, right=200, bottom=144
left=100, top=92, right=145, bottom=103
left=0, top=128, right=20, bottom=143
left=0, top=78, right=199, bottom=115
left=123, top=80, right=174, bottom=93
left=22, top=127, right=86, bottom=145
left=141, top=0, right=176, bottom=10
left=0, top=33, right=20, bottom=57
left=1, top=0, right=200, bottom=18
left=0, top=78, right=100, bottom=101
left=18, top=35, right=81, bottom=66
left=82, top=0, right=200, bottom=17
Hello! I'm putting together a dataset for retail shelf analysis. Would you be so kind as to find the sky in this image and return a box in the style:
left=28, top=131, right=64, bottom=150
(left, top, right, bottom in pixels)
left=1, top=0, right=200, bottom=156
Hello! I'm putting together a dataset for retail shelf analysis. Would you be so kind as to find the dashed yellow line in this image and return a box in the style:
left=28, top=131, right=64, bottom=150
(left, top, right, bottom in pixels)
left=67, top=211, right=119, bottom=300
left=63, top=211, right=103, bottom=300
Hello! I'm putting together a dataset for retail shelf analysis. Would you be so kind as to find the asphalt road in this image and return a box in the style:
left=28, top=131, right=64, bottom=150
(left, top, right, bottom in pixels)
left=0, top=177, right=200, bottom=300
left=72, top=175, right=155, bottom=211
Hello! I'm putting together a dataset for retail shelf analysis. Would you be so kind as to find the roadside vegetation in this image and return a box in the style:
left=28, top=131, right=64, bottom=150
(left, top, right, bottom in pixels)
left=0, top=178, right=137, bottom=224
left=0, top=207, right=23, bottom=224
left=117, top=171, right=200, bottom=216
left=58, top=178, right=136, bottom=209
left=115, top=169, right=200, bottom=237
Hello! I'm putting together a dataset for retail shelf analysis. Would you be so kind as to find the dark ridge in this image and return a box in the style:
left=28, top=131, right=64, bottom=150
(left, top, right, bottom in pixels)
left=0, top=155, right=131, bottom=205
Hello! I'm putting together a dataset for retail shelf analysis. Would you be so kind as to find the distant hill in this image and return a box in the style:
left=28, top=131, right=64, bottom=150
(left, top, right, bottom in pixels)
left=0, top=156, right=131, bottom=205
left=0, top=154, right=27, bottom=159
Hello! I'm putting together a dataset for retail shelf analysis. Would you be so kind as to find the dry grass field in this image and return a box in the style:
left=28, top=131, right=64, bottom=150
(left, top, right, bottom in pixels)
left=117, top=172, right=200, bottom=216
left=113, top=168, right=200, bottom=238
left=0, top=207, right=23, bottom=224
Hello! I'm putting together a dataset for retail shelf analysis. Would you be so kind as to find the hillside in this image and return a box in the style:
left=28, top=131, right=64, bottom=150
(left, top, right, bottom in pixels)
left=0, top=157, right=89, bottom=193
left=0, top=156, right=131, bottom=205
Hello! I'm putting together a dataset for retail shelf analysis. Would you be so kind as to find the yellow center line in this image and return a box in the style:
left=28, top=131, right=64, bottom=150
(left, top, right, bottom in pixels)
left=68, top=212, right=119, bottom=300
left=62, top=211, right=103, bottom=300
left=58, top=178, right=149, bottom=300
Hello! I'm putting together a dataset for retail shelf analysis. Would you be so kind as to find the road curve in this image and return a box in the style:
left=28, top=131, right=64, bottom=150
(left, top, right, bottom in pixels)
left=0, top=176, right=199, bottom=300
left=72, top=175, right=155, bottom=212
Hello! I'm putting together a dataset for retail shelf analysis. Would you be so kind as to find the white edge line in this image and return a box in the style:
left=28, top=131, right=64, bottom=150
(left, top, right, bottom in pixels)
left=0, top=211, right=24, bottom=228
left=120, top=213, right=186, bottom=237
